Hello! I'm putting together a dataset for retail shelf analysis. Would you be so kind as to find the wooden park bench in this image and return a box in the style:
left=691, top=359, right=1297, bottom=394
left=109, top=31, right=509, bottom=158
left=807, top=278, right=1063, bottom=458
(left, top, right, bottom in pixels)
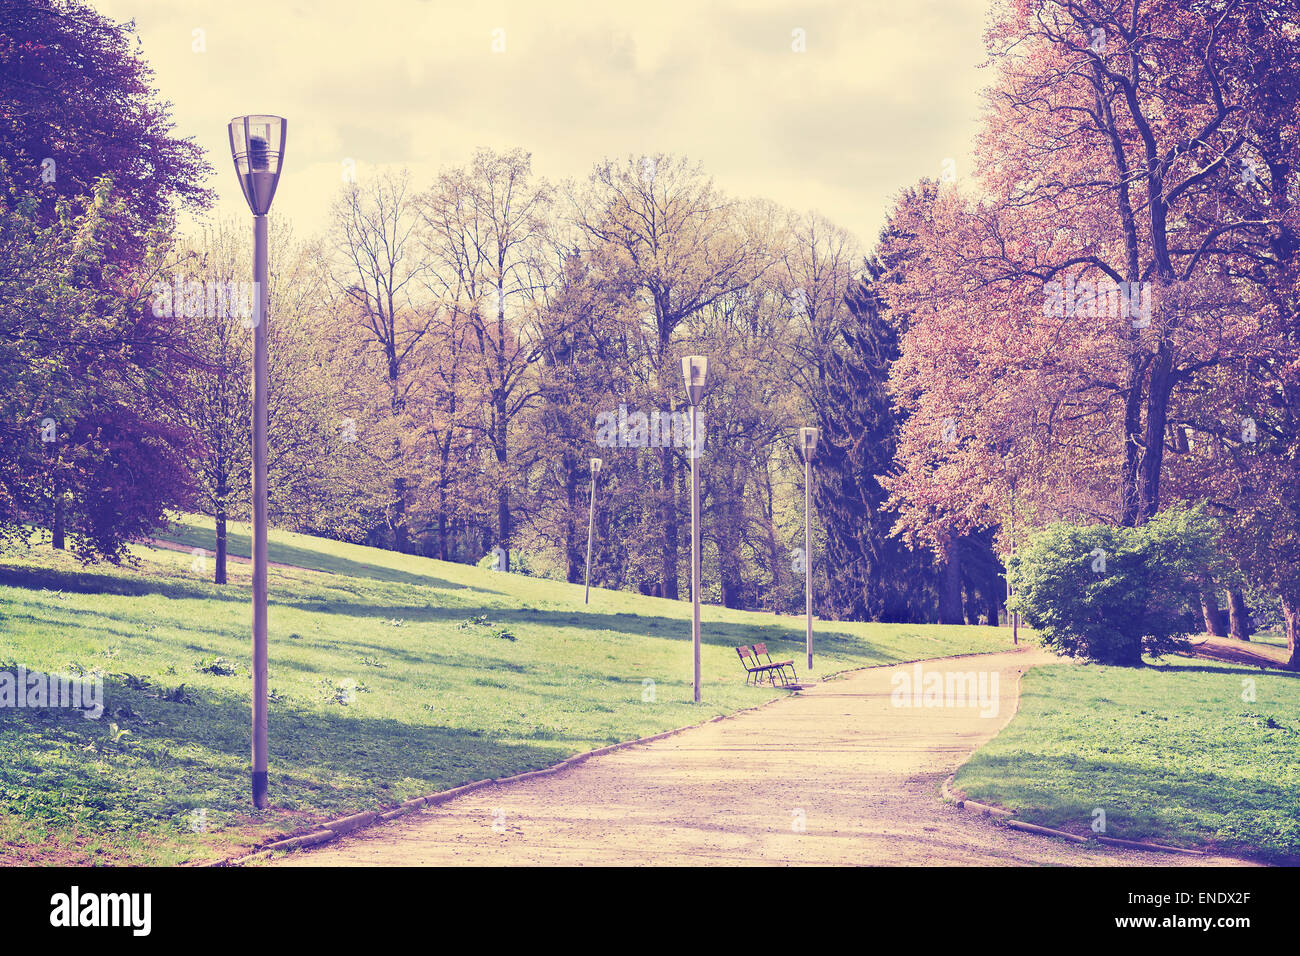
left=736, top=644, right=799, bottom=687
left=752, top=642, right=798, bottom=685
left=736, top=645, right=774, bottom=685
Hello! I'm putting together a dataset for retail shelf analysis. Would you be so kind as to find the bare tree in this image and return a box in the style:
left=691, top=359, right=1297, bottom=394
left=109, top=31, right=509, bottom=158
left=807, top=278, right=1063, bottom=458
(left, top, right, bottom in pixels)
left=418, top=148, right=557, bottom=570
left=571, top=154, right=773, bottom=598
left=329, top=169, right=431, bottom=550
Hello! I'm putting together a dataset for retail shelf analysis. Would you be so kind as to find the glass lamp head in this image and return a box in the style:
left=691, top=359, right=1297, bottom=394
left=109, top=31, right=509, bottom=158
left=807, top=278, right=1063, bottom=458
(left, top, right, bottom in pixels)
left=681, top=355, right=708, bottom=406
left=228, top=115, right=287, bottom=215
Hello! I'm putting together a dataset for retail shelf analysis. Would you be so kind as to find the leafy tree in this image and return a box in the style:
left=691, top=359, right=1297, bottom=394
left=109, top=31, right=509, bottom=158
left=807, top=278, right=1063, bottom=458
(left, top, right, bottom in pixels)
left=885, top=0, right=1300, bottom=546
left=0, top=0, right=211, bottom=229
left=0, top=0, right=209, bottom=560
left=526, top=248, right=636, bottom=583
left=0, top=175, right=197, bottom=560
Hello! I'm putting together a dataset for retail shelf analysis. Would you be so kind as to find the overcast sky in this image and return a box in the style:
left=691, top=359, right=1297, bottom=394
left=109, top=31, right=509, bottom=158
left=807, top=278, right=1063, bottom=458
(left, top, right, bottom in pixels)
left=96, top=0, right=990, bottom=248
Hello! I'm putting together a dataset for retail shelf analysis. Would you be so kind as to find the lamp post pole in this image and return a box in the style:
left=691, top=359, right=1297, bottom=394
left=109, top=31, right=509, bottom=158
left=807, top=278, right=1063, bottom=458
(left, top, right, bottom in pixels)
left=251, top=213, right=269, bottom=807
left=228, top=115, right=286, bottom=809
left=800, top=427, right=818, bottom=671
left=584, top=458, right=601, bottom=604
left=690, top=403, right=701, bottom=701
left=682, top=356, right=708, bottom=704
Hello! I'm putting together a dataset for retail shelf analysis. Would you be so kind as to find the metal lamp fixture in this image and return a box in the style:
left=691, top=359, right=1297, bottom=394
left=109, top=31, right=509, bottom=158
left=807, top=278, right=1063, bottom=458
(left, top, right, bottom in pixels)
left=681, top=356, right=708, bottom=703
left=228, top=114, right=286, bottom=810
left=682, top=355, right=708, bottom=406
left=584, top=457, right=602, bottom=605
left=800, top=426, right=819, bottom=671
left=800, top=426, right=818, bottom=461
left=228, top=115, right=287, bottom=215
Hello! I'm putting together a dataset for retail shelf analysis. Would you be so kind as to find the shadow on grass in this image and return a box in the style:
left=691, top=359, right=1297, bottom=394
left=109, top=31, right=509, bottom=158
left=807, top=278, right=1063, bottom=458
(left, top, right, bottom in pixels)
left=5, top=538, right=906, bottom=668
left=1148, top=660, right=1300, bottom=680
left=0, top=565, right=877, bottom=679
left=958, top=751, right=1300, bottom=861
left=155, top=525, right=477, bottom=592
left=0, top=557, right=483, bottom=611
left=0, top=564, right=229, bottom=603
left=0, top=669, right=599, bottom=839
left=275, top=598, right=878, bottom=660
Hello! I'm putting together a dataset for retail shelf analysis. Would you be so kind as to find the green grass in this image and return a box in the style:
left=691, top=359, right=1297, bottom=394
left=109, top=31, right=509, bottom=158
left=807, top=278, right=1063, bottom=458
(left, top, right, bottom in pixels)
left=954, top=658, right=1300, bottom=861
left=0, top=514, right=1012, bottom=865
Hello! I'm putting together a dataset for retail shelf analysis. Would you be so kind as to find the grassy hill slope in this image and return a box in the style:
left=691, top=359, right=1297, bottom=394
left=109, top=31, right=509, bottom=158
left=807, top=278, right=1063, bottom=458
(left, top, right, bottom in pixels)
left=0, top=515, right=1011, bottom=864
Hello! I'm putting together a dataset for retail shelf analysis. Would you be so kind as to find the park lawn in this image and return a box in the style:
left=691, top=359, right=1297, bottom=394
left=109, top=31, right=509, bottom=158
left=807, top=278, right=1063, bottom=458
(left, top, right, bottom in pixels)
left=0, top=515, right=1011, bottom=866
left=953, top=657, right=1300, bottom=862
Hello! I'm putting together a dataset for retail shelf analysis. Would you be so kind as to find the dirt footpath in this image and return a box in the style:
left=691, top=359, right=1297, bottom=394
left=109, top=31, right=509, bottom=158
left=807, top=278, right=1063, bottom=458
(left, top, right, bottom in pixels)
left=275, top=648, right=1249, bottom=866
left=1187, top=635, right=1291, bottom=670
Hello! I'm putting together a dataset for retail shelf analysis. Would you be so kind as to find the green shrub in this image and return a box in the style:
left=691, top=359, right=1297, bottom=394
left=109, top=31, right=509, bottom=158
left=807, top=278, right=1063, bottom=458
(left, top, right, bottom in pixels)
left=474, top=547, right=562, bottom=579
left=1008, top=505, right=1216, bottom=665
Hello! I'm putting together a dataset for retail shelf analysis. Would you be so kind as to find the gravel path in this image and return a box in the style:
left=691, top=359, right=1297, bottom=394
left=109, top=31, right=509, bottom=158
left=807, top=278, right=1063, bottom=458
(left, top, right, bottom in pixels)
left=275, top=648, right=1250, bottom=866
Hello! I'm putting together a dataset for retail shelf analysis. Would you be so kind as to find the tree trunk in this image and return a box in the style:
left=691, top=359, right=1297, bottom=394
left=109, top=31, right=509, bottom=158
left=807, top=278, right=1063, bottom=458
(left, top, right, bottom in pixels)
left=436, top=441, right=452, bottom=561
left=964, top=583, right=979, bottom=625
left=660, top=446, right=679, bottom=600
left=718, top=481, right=743, bottom=609
left=52, top=483, right=65, bottom=550
left=1117, top=638, right=1146, bottom=667
left=937, top=537, right=964, bottom=624
left=1135, top=344, right=1175, bottom=523
left=1199, top=587, right=1227, bottom=637
left=389, top=359, right=408, bottom=553
left=215, top=508, right=228, bottom=585
left=760, top=464, right=785, bottom=605
left=392, top=475, right=409, bottom=552
left=496, top=485, right=510, bottom=572
left=1283, top=596, right=1299, bottom=671
left=495, top=402, right=510, bottom=572
left=565, top=459, right=582, bottom=584
left=1226, top=589, right=1251, bottom=641
left=1119, top=355, right=1147, bottom=526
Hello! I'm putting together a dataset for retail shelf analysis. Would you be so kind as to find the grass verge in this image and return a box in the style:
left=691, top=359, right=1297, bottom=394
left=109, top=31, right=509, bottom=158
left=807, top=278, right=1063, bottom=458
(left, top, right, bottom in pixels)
left=953, top=657, right=1300, bottom=861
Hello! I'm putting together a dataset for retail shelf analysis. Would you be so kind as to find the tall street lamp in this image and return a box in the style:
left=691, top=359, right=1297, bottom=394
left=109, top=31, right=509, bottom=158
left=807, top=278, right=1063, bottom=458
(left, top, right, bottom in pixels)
left=682, top=356, right=708, bottom=703
left=584, top=457, right=602, bottom=604
left=800, top=426, right=818, bottom=671
left=228, top=114, right=286, bottom=809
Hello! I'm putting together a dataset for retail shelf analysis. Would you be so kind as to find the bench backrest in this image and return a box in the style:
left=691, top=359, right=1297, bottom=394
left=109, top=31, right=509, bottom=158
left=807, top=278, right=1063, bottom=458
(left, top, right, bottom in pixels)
left=753, top=642, right=770, bottom=660
left=735, top=646, right=756, bottom=666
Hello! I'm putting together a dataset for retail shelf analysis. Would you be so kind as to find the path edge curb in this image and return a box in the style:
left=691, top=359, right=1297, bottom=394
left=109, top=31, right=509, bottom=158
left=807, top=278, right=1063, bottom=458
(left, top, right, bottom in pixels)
left=940, top=658, right=1207, bottom=858
left=943, top=773, right=1205, bottom=856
